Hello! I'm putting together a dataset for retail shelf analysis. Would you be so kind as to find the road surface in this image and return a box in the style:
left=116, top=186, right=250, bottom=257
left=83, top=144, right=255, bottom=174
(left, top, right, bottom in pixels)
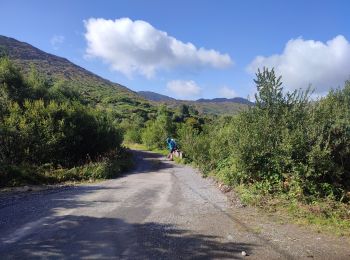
left=0, top=150, right=349, bottom=259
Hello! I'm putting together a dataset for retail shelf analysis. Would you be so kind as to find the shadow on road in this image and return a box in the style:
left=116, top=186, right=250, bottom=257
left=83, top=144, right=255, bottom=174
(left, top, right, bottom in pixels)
left=129, top=149, right=175, bottom=174
left=0, top=185, right=125, bottom=210
left=1, top=214, right=256, bottom=259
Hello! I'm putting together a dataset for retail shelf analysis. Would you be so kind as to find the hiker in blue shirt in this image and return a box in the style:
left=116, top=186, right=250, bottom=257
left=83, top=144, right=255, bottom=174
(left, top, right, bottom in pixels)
left=166, top=138, right=177, bottom=160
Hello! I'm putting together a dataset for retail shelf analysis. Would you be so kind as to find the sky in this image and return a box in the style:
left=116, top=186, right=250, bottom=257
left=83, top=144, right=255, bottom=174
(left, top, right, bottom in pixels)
left=1, top=0, right=350, bottom=100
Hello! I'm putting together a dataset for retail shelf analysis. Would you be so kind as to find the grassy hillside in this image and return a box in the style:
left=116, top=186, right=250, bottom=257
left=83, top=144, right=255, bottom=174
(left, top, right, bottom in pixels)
left=138, top=91, right=176, bottom=102
left=0, top=35, right=156, bottom=119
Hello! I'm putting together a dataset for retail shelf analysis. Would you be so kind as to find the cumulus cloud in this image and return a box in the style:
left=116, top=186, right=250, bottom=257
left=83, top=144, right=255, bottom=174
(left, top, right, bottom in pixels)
left=219, top=86, right=236, bottom=98
left=84, top=18, right=233, bottom=78
left=247, top=35, right=350, bottom=93
left=50, top=35, right=65, bottom=50
left=166, top=80, right=201, bottom=98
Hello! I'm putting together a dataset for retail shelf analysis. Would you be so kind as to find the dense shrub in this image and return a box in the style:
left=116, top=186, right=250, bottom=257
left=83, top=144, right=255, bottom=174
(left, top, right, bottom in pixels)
left=178, top=68, right=350, bottom=201
left=120, top=114, right=145, bottom=144
left=141, top=105, right=175, bottom=149
left=0, top=149, right=132, bottom=187
left=0, top=57, right=29, bottom=102
left=1, top=92, right=122, bottom=168
left=305, top=82, right=350, bottom=198
left=0, top=58, right=128, bottom=186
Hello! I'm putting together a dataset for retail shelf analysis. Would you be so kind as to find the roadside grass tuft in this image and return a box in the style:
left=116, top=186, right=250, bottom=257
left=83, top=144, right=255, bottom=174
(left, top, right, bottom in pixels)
left=124, top=142, right=168, bottom=156
left=173, top=156, right=186, bottom=164
left=234, top=184, right=350, bottom=237
left=0, top=148, right=133, bottom=188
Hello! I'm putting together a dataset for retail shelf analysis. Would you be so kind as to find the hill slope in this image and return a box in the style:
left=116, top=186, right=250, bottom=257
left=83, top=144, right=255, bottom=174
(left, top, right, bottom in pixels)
left=0, top=35, right=154, bottom=118
left=0, top=35, right=250, bottom=116
left=138, top=91, right=176, bottom=102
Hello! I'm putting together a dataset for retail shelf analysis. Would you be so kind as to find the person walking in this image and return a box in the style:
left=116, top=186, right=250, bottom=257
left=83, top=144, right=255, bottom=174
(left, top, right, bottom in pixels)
left=166, top=138, right=177, bottom=160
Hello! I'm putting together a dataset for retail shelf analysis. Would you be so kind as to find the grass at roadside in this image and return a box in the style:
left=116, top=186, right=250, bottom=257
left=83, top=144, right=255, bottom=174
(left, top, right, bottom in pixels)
left=173, top=156, right=186, bottom=164
left=124, top=142, right=168, bottom=156
left=0, top=148, right=133, bottom=188
left=233, top=183, right=350, bottom=237
left=125, top=142, right=187, bottom=165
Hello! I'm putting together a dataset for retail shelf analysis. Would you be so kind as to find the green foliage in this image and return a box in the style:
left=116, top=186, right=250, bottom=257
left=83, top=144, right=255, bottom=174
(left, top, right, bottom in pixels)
left=254, top=67, right=284, bottom=110
left=0, top=57, right=29, bottom=102
left=141, top=105, right=175, bottom=149
left=177, top=121, right=210, bottom=172
left=305, top=82, right=350, bottom=198
left=0, top=149, right=132, bottom=187
left=1, top=97, right=122, bottom=168
left=177, top=67, right=350, bottom=203
left=48, top=80, right=84, bottom=103
left=0, top=45, right=8, bottom=58
left=0, top=57, right=130, bottom=186
left=26, top=64, right=53, bottom=99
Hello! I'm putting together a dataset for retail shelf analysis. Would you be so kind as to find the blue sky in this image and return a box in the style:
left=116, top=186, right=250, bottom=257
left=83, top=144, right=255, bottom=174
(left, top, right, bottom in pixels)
left=1, top=0, right=350, bottom=100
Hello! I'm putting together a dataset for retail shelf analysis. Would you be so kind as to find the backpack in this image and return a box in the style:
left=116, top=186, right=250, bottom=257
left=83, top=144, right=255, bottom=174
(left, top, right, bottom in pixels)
left=170, top=139, right=177, bottom=149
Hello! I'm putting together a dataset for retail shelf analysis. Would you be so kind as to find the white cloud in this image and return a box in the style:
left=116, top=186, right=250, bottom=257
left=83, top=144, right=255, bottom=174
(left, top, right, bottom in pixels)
left=50, top=35, right=65, bottom=50
left=219, top=86, right=236, bottom=98
left=166, top=80, right=201, bottom=98
left=247, top=35, right=350, bottom=94
left=84, top=18, right=233, bottom=78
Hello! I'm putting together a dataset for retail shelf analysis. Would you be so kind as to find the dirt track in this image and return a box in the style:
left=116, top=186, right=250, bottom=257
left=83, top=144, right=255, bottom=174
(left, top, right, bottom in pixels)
left=0, top=150, right=349, bottom=259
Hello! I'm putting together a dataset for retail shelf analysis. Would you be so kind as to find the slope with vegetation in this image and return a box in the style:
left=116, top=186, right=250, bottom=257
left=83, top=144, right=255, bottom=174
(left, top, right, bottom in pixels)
left=138, top=91, right=176, bottom=102
left=0, top=35, right=156, bottom=120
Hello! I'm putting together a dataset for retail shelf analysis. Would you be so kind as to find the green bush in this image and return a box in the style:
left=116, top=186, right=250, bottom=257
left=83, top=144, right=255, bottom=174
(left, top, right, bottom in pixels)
left=141, top=105, right=174, bottom=149
left=120, top=114, right=145, bottom=144
left=0, top=57, right=129, bottom=186
left=0, top=149, right=132, bottom=187
left=0, top=57, right=30, bottom=102
left=177, top=68, right=350, bottom=202
left=0, top=99, right=122, bottom=167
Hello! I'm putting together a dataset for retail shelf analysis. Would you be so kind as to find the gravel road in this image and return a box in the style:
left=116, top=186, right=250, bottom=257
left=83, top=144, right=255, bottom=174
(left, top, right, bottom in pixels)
left=0, top=150, right=349, bottom=259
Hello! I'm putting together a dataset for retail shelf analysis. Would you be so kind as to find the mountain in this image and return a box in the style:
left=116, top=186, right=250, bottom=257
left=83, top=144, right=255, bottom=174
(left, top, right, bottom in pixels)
left=0, top=35, right=250, bottom=116
left=137, top=90, right=252, bottom=115
left=0, top=35, right=154, bottom=118
left=196, top=97, right=253, bottom=105
left=138, top=91, right=176, bottom=102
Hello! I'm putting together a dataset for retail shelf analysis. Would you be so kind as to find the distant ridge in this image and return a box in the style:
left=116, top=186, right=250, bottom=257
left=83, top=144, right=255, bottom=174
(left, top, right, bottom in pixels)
left=196, top=97, right=253, bottom=105
left=137, top=90, right=253, bottom=115
left=138, top=90, right=253, bottom=106
left=138, top=91, right=176, bottom=102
